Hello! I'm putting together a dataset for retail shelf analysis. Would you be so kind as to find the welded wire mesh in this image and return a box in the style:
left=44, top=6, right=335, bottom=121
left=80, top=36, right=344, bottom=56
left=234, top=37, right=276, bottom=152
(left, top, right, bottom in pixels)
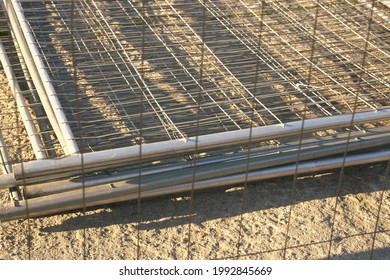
left=0, top=0, right=389, bottom=260
left=13, top=0, right=390, bottom=152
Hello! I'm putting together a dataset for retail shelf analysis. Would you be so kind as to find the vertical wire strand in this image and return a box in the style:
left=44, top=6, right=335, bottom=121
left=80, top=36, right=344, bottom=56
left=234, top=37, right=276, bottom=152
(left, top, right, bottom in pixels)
left=235, top=0, right=266, bottom=259
left=370, top=160, right=390, bottom=259
left=282, top=3, right=320, bottom=260
left=17, top=57, right=31, bottom=260
left=136, top=0, right=147, bottom=260
left=0, top=0, right=30, bottom=259
left=186, top=0, right=207, bottom=260
left=5, top=7, right=33, bottom=257
left=70, top=0, right=87, bottom=260
left=326, top=0, right=377, bottom=259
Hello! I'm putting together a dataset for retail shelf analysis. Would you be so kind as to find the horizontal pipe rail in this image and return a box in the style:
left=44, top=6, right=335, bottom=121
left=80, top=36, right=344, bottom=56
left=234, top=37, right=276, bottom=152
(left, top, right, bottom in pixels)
left=1, top=148, right=390, bottom=222
left=24, top=132, right=390, bottom=198
left=2, top=107, right=389, bottom=186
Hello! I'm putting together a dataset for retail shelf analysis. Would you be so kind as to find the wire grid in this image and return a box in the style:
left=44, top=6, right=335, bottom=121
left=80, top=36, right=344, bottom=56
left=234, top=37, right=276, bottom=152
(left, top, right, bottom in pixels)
left=0, top=0, right=389, bottom=260
left=0, top=37, right=53, bottom=165
left=0, top=5, right=62, bottom=161
left=17, top=0, right=390, bottom=153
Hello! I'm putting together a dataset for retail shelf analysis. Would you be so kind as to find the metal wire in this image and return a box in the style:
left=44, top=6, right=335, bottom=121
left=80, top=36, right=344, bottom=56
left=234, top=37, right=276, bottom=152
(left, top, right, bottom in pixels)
left=136, top=0, right=147, bottom=260
left=0, top=0, right=389, bottom=260
left=327, top=0, right=378, bottom=259
left=236, top=0, right=267, bottom=259
left=69, top=0, right=87, bottom=260
left=186, top=0, right=207, bottom=260
left=12, top=0, right=389, bottom=154
left=283, top=2, right=321, bottom=259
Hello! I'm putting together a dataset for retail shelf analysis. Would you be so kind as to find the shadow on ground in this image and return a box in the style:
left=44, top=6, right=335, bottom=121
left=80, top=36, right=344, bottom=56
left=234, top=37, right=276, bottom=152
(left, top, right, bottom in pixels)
left=40, top=163, right=388, bottom=233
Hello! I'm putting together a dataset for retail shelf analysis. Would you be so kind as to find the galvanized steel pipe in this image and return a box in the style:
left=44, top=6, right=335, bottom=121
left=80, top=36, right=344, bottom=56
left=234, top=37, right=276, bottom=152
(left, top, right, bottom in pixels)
left=6, top=107, right=390, bottom=184
left=1, top=149, right=390, bottom=221
left=5, top=0, right=79, bottom=155
left=0, top=41, right=47, bottom=159
left=24, top=133, right=390, bottom=198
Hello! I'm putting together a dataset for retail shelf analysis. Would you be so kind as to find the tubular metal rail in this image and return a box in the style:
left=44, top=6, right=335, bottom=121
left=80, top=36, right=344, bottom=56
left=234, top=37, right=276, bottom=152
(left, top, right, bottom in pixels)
left=0, top=0, right=389, bottom=221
